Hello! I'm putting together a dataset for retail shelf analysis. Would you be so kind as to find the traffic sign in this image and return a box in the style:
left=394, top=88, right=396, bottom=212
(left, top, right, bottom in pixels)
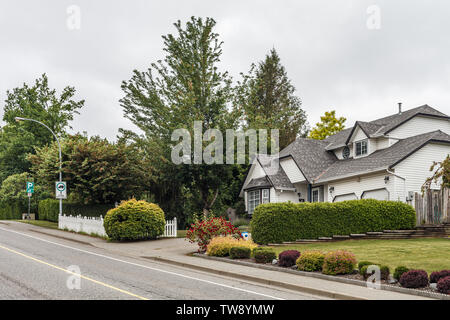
left=55, top=181, right=67, bottom=199
left=26, top=182, right=34, bottom=194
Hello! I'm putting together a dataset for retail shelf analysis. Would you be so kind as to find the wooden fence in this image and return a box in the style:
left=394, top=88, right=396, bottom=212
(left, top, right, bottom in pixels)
left=414, top=188, right=450, bottom=225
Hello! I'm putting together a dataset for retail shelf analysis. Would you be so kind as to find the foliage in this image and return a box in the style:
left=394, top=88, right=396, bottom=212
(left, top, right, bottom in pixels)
left=252, top=247, right=276, bottom=264
left=38, top=199, right=115, bottom=222
left=308, top=110, right=346, bottom=140
left=0, top=74, right=84, bottom=183
left=296, top=250, right=325, bottom=272
left=103, top=199, right=165, bottom=241
left=394, top=266, right=410, bottom=281
left=360, top=264, right=390, bottom=280
left=322, top=250, right=356, bottom=275
left=399, top=270, right=429, bottom=288
left=206, top=236, right=257, bottom=257
left=429, top=270, right=450, bottom=283
left=278, top=250, right=301, bottom=267
left=422, top=154, right=450, bottom=192
left=0, top=201, right=24, bottom=219
left=120, top=17, right=240, bottom=218
left=437, top=276, right=450, bottom=294
left=358, top=261, right=374, bottom=272
left=229, top=246, right=252, bottom=259
left=250, top=200, right=416, bottom=244
left=235, top=49, right=308, bottom=149
left=29, top=134, right=148, bottom=204
left=186, top=217, right=242, bottom=252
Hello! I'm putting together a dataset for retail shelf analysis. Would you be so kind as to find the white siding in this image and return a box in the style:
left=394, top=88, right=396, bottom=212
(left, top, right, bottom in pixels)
left=393, top=143, right=450, bottom=193
left=376, top=137, right=390, bottom=150
left=327, top=172, right=393, bottom=202
left=388, top=116, right=450, bottom=139
left=350, top=126, right=368, bottom=142
left=270, top=188, right=298, bottom=203
left=280, top=157, right=306, bottom=183
left=293, top=183, right=308, bottom=202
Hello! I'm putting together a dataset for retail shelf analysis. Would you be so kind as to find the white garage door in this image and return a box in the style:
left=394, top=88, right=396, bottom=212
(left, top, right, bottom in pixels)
left=362, top=189, right=389, bottom=201
left=333, top=193, right=357, bottom=202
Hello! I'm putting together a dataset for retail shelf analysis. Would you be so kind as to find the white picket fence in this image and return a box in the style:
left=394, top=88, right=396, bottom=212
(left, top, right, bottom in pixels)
left=58, top=215, right=177, bottom=238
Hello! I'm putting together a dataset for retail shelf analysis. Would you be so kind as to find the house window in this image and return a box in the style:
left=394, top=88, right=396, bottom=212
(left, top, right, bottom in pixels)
left=248, top=190, right=260, bottom=214
left=262, top=189, right=270, bottom=204
left=355, top=140, right=368, bottom=157
left=312, top=187, right=320, bottom=203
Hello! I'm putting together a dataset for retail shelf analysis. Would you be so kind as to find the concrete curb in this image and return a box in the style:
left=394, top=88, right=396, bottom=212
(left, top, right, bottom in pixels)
left=143, top=255, right=364, bottom=300
left=26, top=228, right=94, bottom=247
left=194, top=254, right=448, bottom=300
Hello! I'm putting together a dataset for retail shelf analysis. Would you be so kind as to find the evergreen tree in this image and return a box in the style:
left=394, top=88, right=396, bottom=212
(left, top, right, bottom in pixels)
left=236, top=49, right=308, bottom=149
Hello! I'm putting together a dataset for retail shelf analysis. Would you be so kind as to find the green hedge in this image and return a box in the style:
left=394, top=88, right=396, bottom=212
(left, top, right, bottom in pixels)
left=0, top=201, right=25, bottom=220
left=250, top=199, right=416, bottom=244
left=38, top=199, right=115, bottom=222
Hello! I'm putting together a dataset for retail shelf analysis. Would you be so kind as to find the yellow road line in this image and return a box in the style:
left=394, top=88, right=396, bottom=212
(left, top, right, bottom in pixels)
left=0, top=244, right=148, bottom=300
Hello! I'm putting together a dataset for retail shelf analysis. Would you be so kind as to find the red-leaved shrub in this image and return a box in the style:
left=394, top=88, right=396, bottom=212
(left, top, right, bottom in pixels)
left=437, top=276, right=450, bottom=294
left=399, top=270, right=429, bottom=288
left=186, top=217, right=242, bottom=252
left=322, top=250, right=357, bottom=275
left=278, top=250, right=301, bottom=267
left=430, top=270, right=450, bottom=283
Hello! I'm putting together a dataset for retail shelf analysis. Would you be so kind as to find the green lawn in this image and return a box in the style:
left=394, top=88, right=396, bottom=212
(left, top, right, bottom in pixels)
left=270, top=238, right=450, bottom=274
left=15, top=219, right=58, bottom=229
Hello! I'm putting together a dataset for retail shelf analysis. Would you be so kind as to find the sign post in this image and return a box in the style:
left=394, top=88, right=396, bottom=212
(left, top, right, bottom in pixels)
left=26, top=182, right=34, bottom=219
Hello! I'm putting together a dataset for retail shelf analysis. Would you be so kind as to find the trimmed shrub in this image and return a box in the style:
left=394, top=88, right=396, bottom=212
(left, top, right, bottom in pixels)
left=0, top=201, right=24, bottom=220
left=360, top=264, right=390, bottom=280
left=230, top=246, right=251, bottom=259
left=437, top=276, right=450, bottom=294
left=38, top=199, right=114, bottom=222
left=206, top=236, right=257, bottom=257
left=186, top=217, right=242, bottom=252
left=399, top=270, right=429, bottom=288
left=253, top=247, right=276, bottom=264
left=358, top=261, right=374, bottom=272
left=250, top=200, right=416, bottom=244
left=322, top=250, right=357, bottom=275
left=278, top=250, right=301, bottom=267
left=103, top=199, right=165, bottom=241
left=394, top=266, right=410, bottom=281
left=296, top=251, right=325, bottom=272
left=430, top=270, right=450, bottom=283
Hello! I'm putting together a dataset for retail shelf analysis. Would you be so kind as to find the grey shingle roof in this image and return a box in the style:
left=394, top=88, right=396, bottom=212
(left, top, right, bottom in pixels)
left=243, top=176, right=272, bottom=190
left=314, top=130, right=450, bottom=183
left=324, top=105, right=449, bottom=150
left=257, top=155, right=295, bottom=190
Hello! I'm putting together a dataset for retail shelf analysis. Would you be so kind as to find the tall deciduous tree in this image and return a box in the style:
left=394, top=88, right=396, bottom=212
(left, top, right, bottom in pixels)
left=120, top=17, right=239, bottom=218
left=0, top=74, right=84, bottom=183
left=236, top=49, right=308, bottom=149
left=308, top=110, right=346, bottom=140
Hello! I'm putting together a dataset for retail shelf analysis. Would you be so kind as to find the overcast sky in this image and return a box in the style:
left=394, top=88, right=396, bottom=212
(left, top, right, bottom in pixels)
left=1, top=0, right=449, bottom=141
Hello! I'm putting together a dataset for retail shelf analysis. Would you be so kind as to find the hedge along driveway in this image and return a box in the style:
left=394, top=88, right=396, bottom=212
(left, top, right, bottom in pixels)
left=250, top=200, right=416, bottom=244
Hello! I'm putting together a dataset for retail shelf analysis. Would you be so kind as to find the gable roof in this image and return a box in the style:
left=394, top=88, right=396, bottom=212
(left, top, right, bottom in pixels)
left=314, top=130, right=450, bottom=183
left=257, top=155, right=295, bottom=190
left=243, top=176, right=272, bottom=190
left=324, top=104, right=449, bottom=150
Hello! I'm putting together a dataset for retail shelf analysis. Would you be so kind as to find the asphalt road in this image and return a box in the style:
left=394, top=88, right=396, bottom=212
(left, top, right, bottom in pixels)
left=0, top=223, right=323, bottom=300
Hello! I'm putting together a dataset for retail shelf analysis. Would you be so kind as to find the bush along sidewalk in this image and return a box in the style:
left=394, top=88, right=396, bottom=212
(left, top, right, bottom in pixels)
left=197, top=237, right=450, bottom=298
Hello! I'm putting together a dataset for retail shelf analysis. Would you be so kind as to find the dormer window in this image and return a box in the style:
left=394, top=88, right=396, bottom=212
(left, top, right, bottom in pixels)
left=355, top=140, right=368, bottom=157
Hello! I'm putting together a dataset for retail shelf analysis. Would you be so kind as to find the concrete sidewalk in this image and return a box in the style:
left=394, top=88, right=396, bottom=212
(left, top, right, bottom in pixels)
left=2, top=221, right=434, bottom=300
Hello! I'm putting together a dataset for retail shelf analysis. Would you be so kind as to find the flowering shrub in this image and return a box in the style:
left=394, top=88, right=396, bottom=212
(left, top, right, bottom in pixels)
left=437, top=276, right=450, bottom=294
left=186, top=217, right=242, bottom=252
left=322, top=250, right=357, bottom=275
left=430, top=270, right=450, bottom=283
left=206, top=236, right=257, bottom=257
left=296, top=251, right=325, bottom=272
left=253, top=247, right=276, bottom=263
left=394, top=266, right=409, bottom=281
left=399, top=270, right=429, bottom=288
left=230, top=246, right=252, bottom=259
left=278, top=250, right=301, bottom=267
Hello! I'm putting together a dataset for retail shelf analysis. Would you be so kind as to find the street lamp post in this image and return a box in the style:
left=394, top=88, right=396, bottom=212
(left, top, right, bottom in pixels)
left=15, top=117, right=63, bottom=216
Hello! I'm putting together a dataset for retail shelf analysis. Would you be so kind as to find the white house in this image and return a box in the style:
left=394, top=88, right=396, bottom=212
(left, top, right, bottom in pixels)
left=240, top=104, right=450, bottom=214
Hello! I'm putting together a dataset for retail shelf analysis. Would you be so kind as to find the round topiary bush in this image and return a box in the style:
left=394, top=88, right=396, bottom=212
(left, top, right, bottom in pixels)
left=322, top=250, right=357, bottom=275
left=358, top=261, right=374, bottom=272
left=360, top=264, right=390, bottom=280
left=278, top=250, right=301, bottom=267
left=253, top=247, right=276, bottom=264
left=394, top=266, right=410, bottom=281
left=430, top=270, right=450, bottom=284
left=399, top=270, right=429, bottom=288
left=436, top=276, right=450, bottom=294
left=230, top=246, right=251, bottom=259
left=103, top=199, right=165, bottom=241
left=296, top=251, right=325, bottom=272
